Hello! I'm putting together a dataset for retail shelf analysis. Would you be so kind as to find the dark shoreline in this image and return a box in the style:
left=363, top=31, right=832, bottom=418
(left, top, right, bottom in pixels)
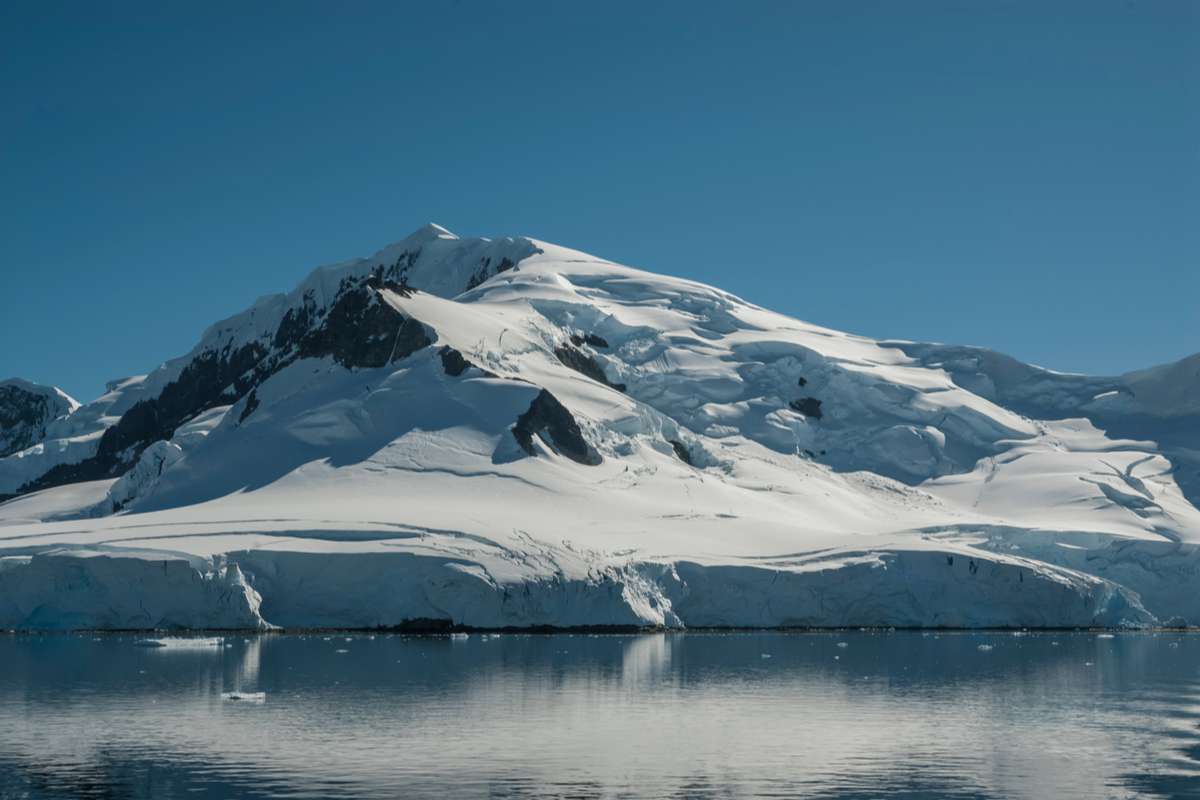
left=4, top=625, right=1197, bottom=636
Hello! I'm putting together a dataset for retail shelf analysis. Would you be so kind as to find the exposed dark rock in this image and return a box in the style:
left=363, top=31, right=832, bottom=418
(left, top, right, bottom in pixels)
left=570, top=333, right=610, bottom=349
left=24, top=339, right=273, bottom=492
left=465, top=257, right=517, bottom=291
left=439, top=347, right=470, bottom=377
left=669, top=439, right=692, bottom=465
left=512, top=390, right=601, bottom=466
left=239, top=389, right=260, bottom=423
left=0, top=385, right=56, bottom=458
left=296, top=283, right=431, bottom=368
left=789, top=397, right=823, bottom=419
left=19, top=276, right=433, bottom=496
left=797, top=376, right=807, bottom=387
left=273, top=293, right=319, bottom=351
left=553, top=345, right=625, bottom=392
left=376, top=617, right=455, bottom=632
left=438, top=346, right=496, bottom=379
left=374, top=248, right=422, bottom=288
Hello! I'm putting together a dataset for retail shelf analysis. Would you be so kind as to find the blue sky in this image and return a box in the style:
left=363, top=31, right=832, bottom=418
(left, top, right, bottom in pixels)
left=2, top=1, right=1196, bottom=403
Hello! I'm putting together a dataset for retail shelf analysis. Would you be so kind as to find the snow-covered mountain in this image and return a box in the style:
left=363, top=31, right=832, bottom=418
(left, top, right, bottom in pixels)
left=0, top=379, right=79, bottom=461
left=1, top=224, right=1197, bottom=630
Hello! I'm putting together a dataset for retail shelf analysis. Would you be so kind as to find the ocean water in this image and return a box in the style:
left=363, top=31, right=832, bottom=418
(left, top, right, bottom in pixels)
left=0, top=631, right=1197, bottom=799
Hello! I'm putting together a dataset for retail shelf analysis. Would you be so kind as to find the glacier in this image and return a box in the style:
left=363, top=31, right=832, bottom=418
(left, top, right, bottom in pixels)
left=1, top=223, right=1196, bottom=631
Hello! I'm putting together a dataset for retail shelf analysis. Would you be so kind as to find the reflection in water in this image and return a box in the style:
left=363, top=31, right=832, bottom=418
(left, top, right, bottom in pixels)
left=0, top=632, right=1197, bottom=799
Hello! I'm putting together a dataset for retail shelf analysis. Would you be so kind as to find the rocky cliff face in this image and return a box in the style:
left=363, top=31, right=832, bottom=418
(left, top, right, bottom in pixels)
left=19, top=276, right=435, bottom=495
left=0, top=380, right=78, bottom=459
left=2, top=225, right=538, bottom=497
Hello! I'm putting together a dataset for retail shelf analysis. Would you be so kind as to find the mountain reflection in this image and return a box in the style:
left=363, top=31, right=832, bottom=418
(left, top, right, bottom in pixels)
left=0, top=631, right=1196, bottom=799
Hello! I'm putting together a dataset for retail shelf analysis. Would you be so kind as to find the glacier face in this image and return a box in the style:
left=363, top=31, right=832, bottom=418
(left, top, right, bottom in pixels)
left=0, top=224, right=1197, bottom=630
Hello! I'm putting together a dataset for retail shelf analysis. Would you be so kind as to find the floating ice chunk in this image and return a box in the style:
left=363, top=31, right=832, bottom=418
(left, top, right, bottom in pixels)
left=836, top=641, right=849, bottom=648
left=977, top=644, right=994, bottom=652
left=450, top=632, right=469, bottom=641
left=1096, top=633, right=1115, bottom=639
left=221, top=691, right=265, bottom=703
left=760, top=653, right=771, bottom=659
left=137, top=637, right=224, bottom=648
left=335, top=648, right=349, bottom=653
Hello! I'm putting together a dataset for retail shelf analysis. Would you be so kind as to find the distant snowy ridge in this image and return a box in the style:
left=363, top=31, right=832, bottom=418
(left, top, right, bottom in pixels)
left=1, top=224, right=1197, bottom=630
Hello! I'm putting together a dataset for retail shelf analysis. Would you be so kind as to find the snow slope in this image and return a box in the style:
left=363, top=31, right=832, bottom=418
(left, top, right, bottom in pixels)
left=1, top=225, right=1197, bottom=630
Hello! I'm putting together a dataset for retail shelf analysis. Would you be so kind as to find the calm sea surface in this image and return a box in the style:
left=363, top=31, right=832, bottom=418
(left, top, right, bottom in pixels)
left=0, top=631, right=1197, bottom=799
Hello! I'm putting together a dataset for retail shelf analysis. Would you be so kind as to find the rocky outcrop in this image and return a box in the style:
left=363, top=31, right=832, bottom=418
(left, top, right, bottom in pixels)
left=512, top=390, right=602, bottom=465
left=669, top=439, right=693, bottom=465
left=238, top=389, right=260, bottom=423
left=0, top=380, right=77, bottom=458
left=465, top=256, right=517, bottom=291
left=570, top=333, right=609, bottom=349
left=553, top=345, right=625, bottom=392
left=789, top=397, right=822, bottom=419
left=19, top=278, right=432, bottom=496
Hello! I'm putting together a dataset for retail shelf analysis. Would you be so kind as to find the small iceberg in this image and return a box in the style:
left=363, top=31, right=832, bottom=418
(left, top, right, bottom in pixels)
left=221, top=691, right=266, bottom=703
left=450, top=632, right=469, bottom=641
left=137, top=637, right=224, bottom=649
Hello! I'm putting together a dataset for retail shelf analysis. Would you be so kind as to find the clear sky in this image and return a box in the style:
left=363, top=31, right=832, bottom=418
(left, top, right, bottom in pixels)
left=2, top=1, right=1196, bottom=403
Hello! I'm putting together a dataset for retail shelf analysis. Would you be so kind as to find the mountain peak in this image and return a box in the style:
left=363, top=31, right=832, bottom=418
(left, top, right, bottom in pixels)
left=408, top=222, right=458, bottom=243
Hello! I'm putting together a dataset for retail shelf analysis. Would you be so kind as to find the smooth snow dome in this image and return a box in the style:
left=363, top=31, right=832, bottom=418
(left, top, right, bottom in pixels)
left=0, top=225, right=1198, bottom=631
